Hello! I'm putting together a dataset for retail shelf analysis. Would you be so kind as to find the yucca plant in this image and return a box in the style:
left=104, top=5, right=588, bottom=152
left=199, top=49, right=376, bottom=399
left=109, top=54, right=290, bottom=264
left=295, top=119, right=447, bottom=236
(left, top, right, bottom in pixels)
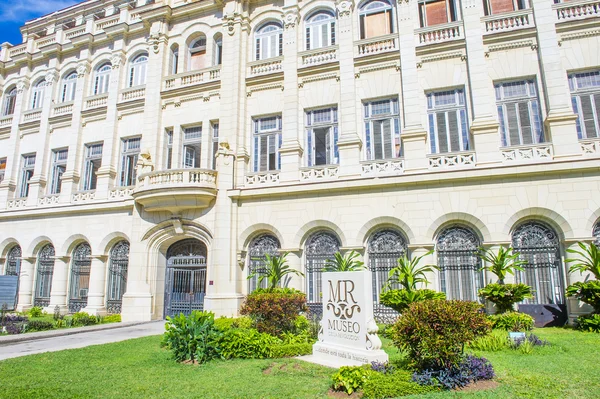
left=566, top=242, right=600, bottom=280
left=324, top=251, right=366, bottom=272
left=248, top=252, right=304, bottom=289
left=477, top=246, right=527, bottom=285
left=386, top=251, right=436, bottom=292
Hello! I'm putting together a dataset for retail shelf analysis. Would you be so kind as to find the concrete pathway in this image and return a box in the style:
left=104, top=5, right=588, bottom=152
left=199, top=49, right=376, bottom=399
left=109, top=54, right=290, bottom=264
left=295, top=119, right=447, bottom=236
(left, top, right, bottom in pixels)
left=0, top=320, right=166, bottom=361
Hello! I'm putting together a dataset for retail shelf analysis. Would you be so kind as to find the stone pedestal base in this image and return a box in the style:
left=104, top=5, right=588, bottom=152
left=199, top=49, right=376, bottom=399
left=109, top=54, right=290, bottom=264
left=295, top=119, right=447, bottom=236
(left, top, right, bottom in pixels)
left=121, top=292, right=153, bottom=322
left=204, top=294, right=245, bottom=317
left=305, top=342, right=388, bottom=368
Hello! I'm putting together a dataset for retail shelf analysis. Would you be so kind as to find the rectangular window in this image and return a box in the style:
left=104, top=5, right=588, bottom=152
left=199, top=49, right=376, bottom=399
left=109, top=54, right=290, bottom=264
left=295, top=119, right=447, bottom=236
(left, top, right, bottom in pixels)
left=363, top=98, right=401, bottom=160
left=418, top=0, right=459, bottom=27
left=305, top=108, right=339, bottom=167
left=495, top=80, right=544, bottom=146
left=427, top=89, right=470, bottom=154
left=569, top=70, right=600, bottom=139
left=0, top=158, right=6, bottom=184
left=211, top=123, right=219, bottom=170
left=50, top=149, right=68, bottom=195
left=253, top=116, right=282, bottom=172
left=82, top=143, right=103, bottom=191
left=19, top=154, right=36, bottom=198
left=165, top=129, right=173, bottom=170
left=182, top=126, right=202, bottom=168
left=119, top=137, right=140, bottom=187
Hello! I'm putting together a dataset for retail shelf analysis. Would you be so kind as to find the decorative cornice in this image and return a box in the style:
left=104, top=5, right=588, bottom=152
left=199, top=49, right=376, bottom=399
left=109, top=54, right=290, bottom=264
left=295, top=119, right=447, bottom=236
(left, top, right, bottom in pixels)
left=558, top=29, right=600, bottom=46
left=247, top=83, right=284, bottom=97
left=44, top=70, right=59, bottom=85
left=299, top=73, right=339, bottom=88
left=417, top=51, right=465, bottom=67
left=356, top=62, right=400, bottom=78
left=485, top=40, right=536, bottom=57
left=16, top=78, right=30, bottom=94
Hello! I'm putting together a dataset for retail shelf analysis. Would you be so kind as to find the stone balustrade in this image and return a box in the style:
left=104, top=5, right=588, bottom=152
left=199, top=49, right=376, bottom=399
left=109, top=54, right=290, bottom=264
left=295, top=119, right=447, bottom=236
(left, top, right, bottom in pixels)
left=120, top=86, right=146, bottom=102
left=482, top=9, right=535, bottom=34
left=580, top=138, right=600, bottom=155
left=416, top=21, right=464, bottom=46
left=109, top=187, right=135, bottom=199
left=94, top=16, right=120, bottom=33
left=554, top=0, right=600, bottom=21
left=72, top=191, right=96, bottom=203
left=23, top=110, right=42, bottom=123
left=64, top=26, right=87, bottom=40
left=355, top=34, right=398, bottom=56
left=52, top=102, right=74, bottom=116
left=7, top=199, right=27, bottom=209
left=245, top=172, right=280, bottom=186
left=300, top=165, right=339, bottom=181
left=299, top=46, right=338, bottom=67
left=428, top=151, right=476, bottom=169
left=164, top=67, right=221, bottom=90
left=36, top=36, right=56, bottom=49
left=0, top=116, right=13, bottom=128
left=248, top=57, right=283, bottom=77
left=501, top=143, right=553, bottom=163
left=85, top=94, right=109, bottom=110
left=361, top=159, right=405, bottom=176
left=38, top=195, right=60, bottom=206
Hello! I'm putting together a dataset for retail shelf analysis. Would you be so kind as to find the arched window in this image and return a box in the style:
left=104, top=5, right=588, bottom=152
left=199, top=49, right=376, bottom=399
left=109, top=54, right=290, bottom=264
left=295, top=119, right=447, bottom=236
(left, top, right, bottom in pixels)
left=30, top=79, right=45, bottom=109
left=169, top=44, right=179, bottom=75
left=305, top=231, right=340, bottom=314
left=93, top=63, right=111, bottom=95
left=213, top=33, right=223, bottom=66
left=129, top=54, right=148, bottom=87
left=2, top=88, right=17, bottom=116
left=69, top=243, right=91, bottom=313
left=593, top=220, right=600, bottom=247
left=248, top=234, right=281, bottom=292
left=60, top=72, right=77, bottom=103
left=306, top=11, right=336, bottom=50
left=436, top=225, right=483, bottom=301
left=255, top=23, right=283, bottom=61
left=107, top=241, right=129, bottom=314
left=368, top=229, right=407, bottom=322
left=359, top=0, right=394, bottom=40
left=34, top=244, right=55, bottom=307
left=189, top=35, right=207, bottom=70
left=5, top=245, right=21, bottom=276
left=512, top=221, right=564, bottom=305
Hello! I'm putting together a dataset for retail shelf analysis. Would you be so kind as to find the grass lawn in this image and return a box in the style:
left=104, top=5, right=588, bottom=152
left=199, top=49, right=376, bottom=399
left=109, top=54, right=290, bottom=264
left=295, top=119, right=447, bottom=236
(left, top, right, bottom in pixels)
left=0, top=328, right=598, bottom=399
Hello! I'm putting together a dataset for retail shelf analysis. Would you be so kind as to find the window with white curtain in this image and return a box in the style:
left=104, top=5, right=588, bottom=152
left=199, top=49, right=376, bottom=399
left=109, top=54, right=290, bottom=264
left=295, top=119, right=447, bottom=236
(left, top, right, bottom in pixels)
left=119, top=137, right=141, bottom=187
left=189, top=36, right=207, bottom=70
left=30, top=80, right=45, bottom=109
left=305, top=11, right=336, bottom=50
left=255, top=23, right=283, bottom=61
left=60, top=72, right=77, bottom=103
left=2, top=88, right=17, bottom=116
left=305, top=108, right=338, bottom=166
left=49, top=149, right=68, bottom=195
left=359, top=0, right=395, bottom=39
left=253, top=116, right=282, bottom=172
left=93, top=63, right=111, bottom=95
left=129, top=54, right=148, bottom=87
left=364, top=98, right=401, bottom=160
left=427, top=89, right=470, bottom=154
left=569, top=70, right=600, bottom=139
left=495, top=80, right=544, bottom=147
left=182, top=126, right=202, bottom=168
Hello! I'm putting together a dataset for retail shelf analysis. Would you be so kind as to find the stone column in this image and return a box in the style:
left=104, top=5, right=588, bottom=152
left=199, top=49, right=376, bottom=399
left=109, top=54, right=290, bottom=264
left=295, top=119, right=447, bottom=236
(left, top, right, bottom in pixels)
left=531, top=0, right=579, bottom=158
left=409, top=245, right=436, bottom=290
left=82, top=255, right=108, bottom=316
left=45, top=256, right=70, bottom=314
left=284, top=250, right=303, bottom=292
left=16, top=257, right=35, bottom=312
left=335, top=0, right=362, bottom=177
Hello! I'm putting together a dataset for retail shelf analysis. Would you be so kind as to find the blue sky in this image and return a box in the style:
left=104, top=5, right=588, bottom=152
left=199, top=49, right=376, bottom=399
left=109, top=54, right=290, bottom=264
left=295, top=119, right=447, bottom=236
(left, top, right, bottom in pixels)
left=0, top=0, right=80, bottom=45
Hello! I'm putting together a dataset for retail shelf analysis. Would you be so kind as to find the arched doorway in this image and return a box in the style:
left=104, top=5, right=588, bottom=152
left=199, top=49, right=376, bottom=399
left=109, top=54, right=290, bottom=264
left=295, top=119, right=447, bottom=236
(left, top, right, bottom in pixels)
left=247, top=234, right=280, bottom=292
left=5, top=245, right=21, bottom=276
left=305, top=231, right=340, bottom=316
left=164, top=239, right=207, bottom=318
left=106, top=241, right=130, bottom=314
left=69, top=243, right=92, bottom=313
left=34, top=244, right=55, bottom=308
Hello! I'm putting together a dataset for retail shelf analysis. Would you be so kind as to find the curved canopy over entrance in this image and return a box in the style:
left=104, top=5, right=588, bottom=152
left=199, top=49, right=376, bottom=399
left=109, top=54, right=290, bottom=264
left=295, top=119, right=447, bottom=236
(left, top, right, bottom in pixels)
left=164, top=239, right=207, bottom=318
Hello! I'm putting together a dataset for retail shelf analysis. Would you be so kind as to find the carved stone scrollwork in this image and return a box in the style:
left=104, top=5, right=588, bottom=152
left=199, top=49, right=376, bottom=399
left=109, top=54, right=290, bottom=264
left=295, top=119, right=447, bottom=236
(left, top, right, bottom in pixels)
left=283, top=10, right=298, bottom=30
left=45, top=71, right=58, bottom=86
left=224, top=13, right=237, bottom=36
left=76, top=62, right=90, bottom=78
left=336, top=0, right=354, bottom=18
left=147, top=31, right=166, bottom=54
left=110, top=53, right=125, bottom=69
left=16, top=79, right=29, bottom=94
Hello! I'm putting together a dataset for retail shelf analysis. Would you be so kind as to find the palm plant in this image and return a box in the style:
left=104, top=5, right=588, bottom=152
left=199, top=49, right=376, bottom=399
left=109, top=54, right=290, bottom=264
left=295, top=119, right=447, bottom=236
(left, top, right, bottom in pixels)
left=477, top=246, right=527, bottom=285
left=386, top=251, right=437, bottom=292
left=566, top=242, right=600, bottom=280
left=248, top=252, right=304, bottom=289
left=323, top=251, right=366, bottom=272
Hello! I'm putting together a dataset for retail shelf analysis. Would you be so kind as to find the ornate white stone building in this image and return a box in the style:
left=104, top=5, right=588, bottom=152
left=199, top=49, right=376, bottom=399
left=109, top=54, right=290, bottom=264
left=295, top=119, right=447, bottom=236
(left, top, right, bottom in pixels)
left=0, top=0, right=599, bottom=324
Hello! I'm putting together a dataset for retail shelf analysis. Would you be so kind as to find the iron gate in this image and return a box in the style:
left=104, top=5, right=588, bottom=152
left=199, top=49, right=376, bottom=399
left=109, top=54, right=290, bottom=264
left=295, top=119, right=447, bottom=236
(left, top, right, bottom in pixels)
left=305, top=232, right=340, bottom=317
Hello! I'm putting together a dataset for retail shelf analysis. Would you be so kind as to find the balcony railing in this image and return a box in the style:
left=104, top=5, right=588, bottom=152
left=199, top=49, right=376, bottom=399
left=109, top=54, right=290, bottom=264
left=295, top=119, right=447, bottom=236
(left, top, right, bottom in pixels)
left=9, top=44, right=27, bottom=58
left=94, top=16, right=120, bottom=33
left=0, top=116, right=13, bottom=128
left=501, top=143, right=553, bottom=163
left=36, top=36, right=56, bottom=50
left=65, top=26, right=87, bottom=40
left=482, top=9, right=535, bottom=34
left=554, top=0, right=600, bottom=22
left=428, top=151, right=476, bottom=169
left=299, top=46, right=338, bottom=67
left=245, top=172, right=280, bottom=186
left=138, top=169, right=217, bottom=188
left=248, top=57, right=283, bottom=77
left=416, top=21, right=464, bottom=46
left=120, top=86, right=146, bottom=102
left=580, top=138, right=600, bottom=155
left=355, top=34, right=399, bottom=56
left=7, top=199, right=27, bottom=209
left=52, top=102, right=74, bottom=116
left=163, top=66, right=221, bottom=90
left=72, top=191, right=96, bottom=203
left=23, top=110, right=42, bottom=123
left=300, top=165, right=339, bottom=181
left=85, top=94, right=109, bottom=110
left=38, top=195, right=60, bottom=206
left=109, top=187, right=134, bottom=199
left=361, top=159, right=405, bottom=176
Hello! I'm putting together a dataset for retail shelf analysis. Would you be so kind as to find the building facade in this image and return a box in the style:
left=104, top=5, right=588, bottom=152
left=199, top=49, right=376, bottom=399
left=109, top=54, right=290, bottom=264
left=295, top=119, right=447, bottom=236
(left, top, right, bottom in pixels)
left=0, top=0, right=599, bottom=323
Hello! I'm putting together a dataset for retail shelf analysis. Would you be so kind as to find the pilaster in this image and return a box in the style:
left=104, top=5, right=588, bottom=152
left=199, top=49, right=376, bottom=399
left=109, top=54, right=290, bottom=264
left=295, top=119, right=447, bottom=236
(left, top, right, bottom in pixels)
left=82, top=255, right=108, bottom=316
left=45, top=256, right=70, bottom=314
left=16, top=257, right=35, bottom=312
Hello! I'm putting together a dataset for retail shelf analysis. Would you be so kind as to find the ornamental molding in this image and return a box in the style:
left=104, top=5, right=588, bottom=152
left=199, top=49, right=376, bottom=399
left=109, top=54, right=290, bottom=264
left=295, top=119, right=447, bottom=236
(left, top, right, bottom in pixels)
left=223, top=12, right=248, bottom=36
left=299, top=73, right=339, bottom=87
left=416, top=51, right=465, bottom=67
left=16, top=79, right=30, bottom=93
left=44, top=70, right=59, bottom=85
left=484, top=39, right=536, bottom=56
left=558, top=29, right=600, bottom=46
left=356, top=62, right=400, bottom=77
left=282, top=9, right=298, bottom=30
left=76, top=62, right=90, bottom=78
left=336, top=0, right=354, bottom=18
left=147, top=31, right=167, bottom=54
left=110, top=52, right=125, bottom=69
left=246, top=83, right=284, bottom=97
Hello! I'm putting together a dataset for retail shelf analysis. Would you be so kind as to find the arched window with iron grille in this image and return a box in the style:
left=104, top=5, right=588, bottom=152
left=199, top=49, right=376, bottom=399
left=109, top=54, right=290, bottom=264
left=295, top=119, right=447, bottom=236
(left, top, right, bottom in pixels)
left=368, top=229, right=406, bottom=322
left=305, top=231, right=340, bottom=315
left=5, top=245, right=21, bottom=276
left=593, top=220, right=600, bottom=247
left=512, top=221, right=564, bottom=305
left=106, top=241, right=130, bottom=314
left=436, top=225, right=483, bottom=302
left=69, top=243, right=91, bottom=313
left=34, top=244, right=55, bottom=307
left=248, top=234, right=280, bottom=292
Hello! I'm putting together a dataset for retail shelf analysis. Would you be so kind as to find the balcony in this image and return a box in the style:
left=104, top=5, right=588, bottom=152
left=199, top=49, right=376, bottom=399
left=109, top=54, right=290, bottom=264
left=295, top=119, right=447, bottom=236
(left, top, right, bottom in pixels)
left=85, top=94, right=109, bottom=110
left=501, top=143, right=553, bottom=163
left=245, top=172, right=280, bottom=187
left=120, top=86, right=146, bottom=102
left=554, top=0, right=600, bottom=22
left=0, top=116, right=13, bottom=128
left=22, top=110, right=42, bottom=123
left=300, top=165, right=339, bottom=181
left=361, top=159, right=404, bottom=177
left=163, top=67, right=221, bottom=91
left=299, top=46, right=338, bottom=68
left=428, top=151, right=476, bottom=169
left=415, top=21, right=464, bottom=46
left=94, top=15, right=120, bottom=33
left=355, top=34, right=399, bottom=57
left=248, top=57, right=283, bottom=78
left=482, top=9, right=535, bottom=34
left=133, top=168, right=217, bottom=213
left=52, top=102, right=74, bottom=117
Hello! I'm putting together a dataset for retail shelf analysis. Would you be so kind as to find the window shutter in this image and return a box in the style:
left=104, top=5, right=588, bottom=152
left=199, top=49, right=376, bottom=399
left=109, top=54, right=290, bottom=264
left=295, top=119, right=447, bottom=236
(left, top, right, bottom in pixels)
left=307, top=128, right=313, bottom=167
left=306, top=26, right=311, bottom=50
left=393, top=117, right=401, bottom=157
left=321, top=23, right=328, bottom=47
left=373, top=121, right=383, bottom=159
left=592, top=94, right=600, bottom=138
left=256, top=38, right=261, bottom=60
left=253, top=136, right=259, bottom=172
left=277, top=133, right=282, bottom=169
left=518, top=101, right=533, bottom=145
left=359, top=15, right=365, bottom=39
left=278, top=33, right=283, bottom=56
left=325, top=128, right=332, bottom=165
left=581, top=95, right=597, bottom=139
left=428, top=114, right=436, bottom=153
left=333, top=125, right=339, bottom=163
left=448, top=111, right=460, bottom=152
left=436, top=112, right=448, bottom=153
left=331, top=21, right=336, bottom=45
left=498, top=105, right=508, bottom=146
left=365, top=122, right=372, bottom=160
left=506, top=104, right=520, bottom=146
left=260, top=135, right=268, bottom=171
left=383, top=119, right=392, bottom=159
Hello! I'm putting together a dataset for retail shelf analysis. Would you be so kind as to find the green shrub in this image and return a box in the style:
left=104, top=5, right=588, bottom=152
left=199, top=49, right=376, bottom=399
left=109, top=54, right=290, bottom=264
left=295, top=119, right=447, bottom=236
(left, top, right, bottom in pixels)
left=380, top=289, right=446, bottom=313
left=25, top=320, right=55, bottom=332
left=575, top=313, right=600, bottom=332
left=488, top=311, right=534, bottom=331
left=270, top=343, right=313, bottom=358
left=71, top=312, right=98, bottom=327
left=240, top=288, right=307, bottom=336
left=103, top=314, right=121, bottom=323
left=362, top=371, right=436, bottom=399
left=479, top=283, right=533, bottom=314
left=566, top=281, right=600, bottom=313
left=162, top=311, right=222, bottom=363
left=468, top=330, right=509, bottom=352
left=331, top=365, right=373, bottom=394
left=389, top=300, right=491, bottom=370
left=217, top=328, right=279, bottom=359
left=28, top=306, right=44, bottom=318
left=214, top=316, right=253, bottom=331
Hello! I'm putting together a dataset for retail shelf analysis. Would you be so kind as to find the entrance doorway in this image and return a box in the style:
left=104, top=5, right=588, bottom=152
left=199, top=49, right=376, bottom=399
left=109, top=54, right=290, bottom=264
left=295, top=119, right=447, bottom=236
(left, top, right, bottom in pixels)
left=164, top=239, right=207, bottom=318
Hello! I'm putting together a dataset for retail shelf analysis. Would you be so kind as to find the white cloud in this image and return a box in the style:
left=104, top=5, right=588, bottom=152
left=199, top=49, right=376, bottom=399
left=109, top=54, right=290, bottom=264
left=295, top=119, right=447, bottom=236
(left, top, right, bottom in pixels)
left=0, top=0, right=80, bottom=23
